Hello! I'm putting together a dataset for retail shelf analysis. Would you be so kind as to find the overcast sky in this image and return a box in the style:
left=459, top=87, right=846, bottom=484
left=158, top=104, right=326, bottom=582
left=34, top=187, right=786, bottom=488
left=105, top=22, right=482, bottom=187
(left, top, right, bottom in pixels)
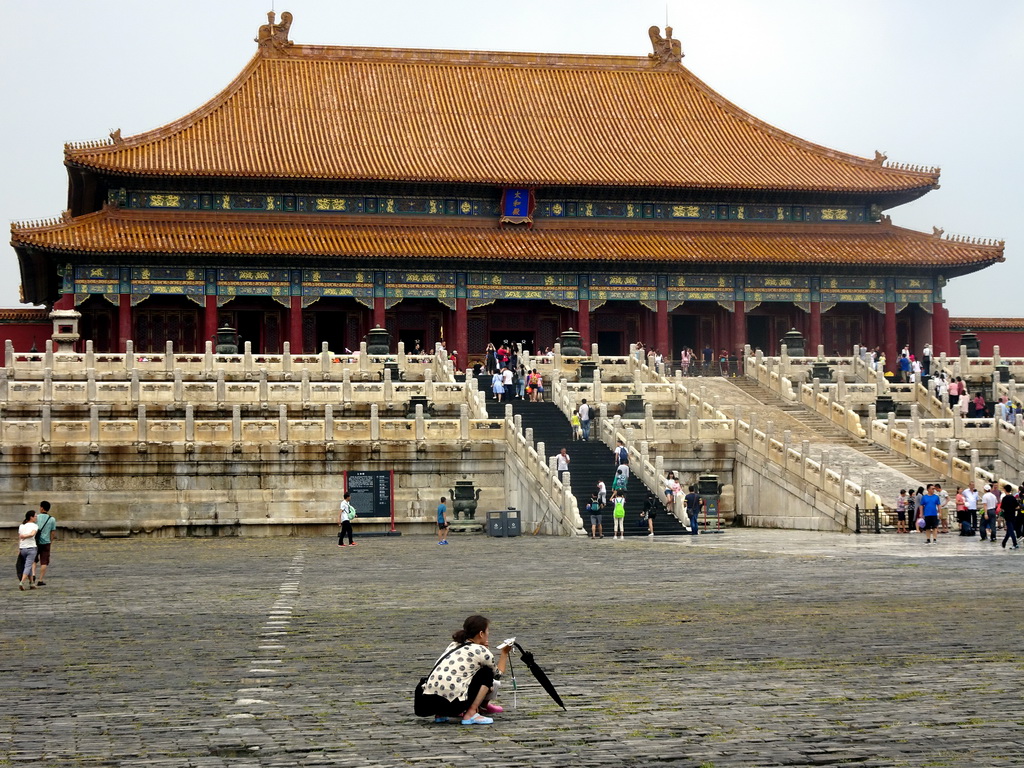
left=2, top=0, right=1021, bottom=317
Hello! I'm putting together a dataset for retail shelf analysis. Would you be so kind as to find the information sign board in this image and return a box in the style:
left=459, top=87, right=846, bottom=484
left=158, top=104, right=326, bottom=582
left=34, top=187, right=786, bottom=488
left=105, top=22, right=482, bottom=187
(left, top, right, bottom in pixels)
left=345, top=471, right=393, bottom=518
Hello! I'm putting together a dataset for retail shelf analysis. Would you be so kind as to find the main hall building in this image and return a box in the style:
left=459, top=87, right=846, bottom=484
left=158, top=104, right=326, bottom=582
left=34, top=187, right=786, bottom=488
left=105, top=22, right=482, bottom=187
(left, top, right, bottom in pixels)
left=10, top=14, right=1004, bottom=367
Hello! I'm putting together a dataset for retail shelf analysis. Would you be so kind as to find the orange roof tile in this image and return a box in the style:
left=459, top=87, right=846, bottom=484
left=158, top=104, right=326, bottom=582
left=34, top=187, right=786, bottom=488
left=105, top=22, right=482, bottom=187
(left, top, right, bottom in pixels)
left=12, top=209, right=1002, bottom=273
left=64, top=42, right=938, bottom=195
left=0, top=308, right=48, bottom=322
left=950, top=318, right=1024, bottom=331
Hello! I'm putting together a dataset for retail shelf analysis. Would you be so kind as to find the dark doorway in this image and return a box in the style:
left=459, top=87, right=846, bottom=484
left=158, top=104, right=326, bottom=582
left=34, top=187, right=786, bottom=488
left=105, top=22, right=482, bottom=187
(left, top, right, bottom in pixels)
left=315, top=313, right=347, bottom=354
left=672, top=315, right=698, bottom=357
left=399, top=330, right=426, bottom=354
left=133, top=297, right=201, bottom=353
left=386, top=299, right=445, bottom=354
left=235, top=311, right=265, bottom=353
left=747, top=316, right=770, bottom=354
left=79, top=295, right=117, bottom=352
left=217, top=301, right=283, bottom=354
left=597, top=331, right=624, bottom=356
left=823, top=315, right=864, bottom=358
left=314, top=312, right=362, bottom=354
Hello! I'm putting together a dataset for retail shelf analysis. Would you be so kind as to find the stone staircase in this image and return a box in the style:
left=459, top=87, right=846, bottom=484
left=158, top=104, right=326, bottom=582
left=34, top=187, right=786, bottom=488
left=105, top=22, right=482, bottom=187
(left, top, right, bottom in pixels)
left=728, top=376, right=948, bottom=488
left=479, top=386, right=688, bottom=537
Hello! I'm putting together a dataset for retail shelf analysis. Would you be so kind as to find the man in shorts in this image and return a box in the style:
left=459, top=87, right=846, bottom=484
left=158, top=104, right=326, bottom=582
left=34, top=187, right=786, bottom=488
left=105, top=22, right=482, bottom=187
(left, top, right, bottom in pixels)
left=919, top=484, right=942, bottom=544
left=32, top=501, right=56, bottom=586
left=437, top=496, right=450, bottom=545
left=587, top=492, right=603, bottom=539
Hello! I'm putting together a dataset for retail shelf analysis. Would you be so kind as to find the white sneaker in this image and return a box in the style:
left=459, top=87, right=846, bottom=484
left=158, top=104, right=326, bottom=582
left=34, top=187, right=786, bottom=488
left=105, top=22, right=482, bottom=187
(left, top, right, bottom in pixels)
left=648, top=533, right=654, bottom=537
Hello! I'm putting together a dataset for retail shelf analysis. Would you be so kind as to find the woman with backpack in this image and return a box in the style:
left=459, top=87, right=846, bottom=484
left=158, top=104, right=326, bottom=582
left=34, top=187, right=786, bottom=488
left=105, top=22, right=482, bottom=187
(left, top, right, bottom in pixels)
left=529, top=369, right=544, bottom=402
left=611, top=490, right=627, bottom=540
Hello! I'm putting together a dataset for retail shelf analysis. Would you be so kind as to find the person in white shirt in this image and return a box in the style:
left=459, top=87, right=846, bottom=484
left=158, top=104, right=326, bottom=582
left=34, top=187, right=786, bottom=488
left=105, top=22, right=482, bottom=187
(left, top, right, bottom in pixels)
left=980, top=484, right=999, bottom=542
left=577, top=399, right=592, bottom=442
left=338, top=491, right=357, bottom=547
left=663, top=472, right=681, bottom=507
left=555, top=448, right=570, bottom=481
left=17, top=510, right=38, bottom=590
left=936, top=484, right=950, bottom=533
left=996, top=397, right=1009, bottom=422
left=962, top=482, right=980, bottom=534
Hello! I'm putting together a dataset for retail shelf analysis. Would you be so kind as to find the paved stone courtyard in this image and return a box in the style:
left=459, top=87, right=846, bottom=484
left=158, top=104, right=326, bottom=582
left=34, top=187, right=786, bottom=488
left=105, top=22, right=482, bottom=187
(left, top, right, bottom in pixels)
left=3, top=528, right=1023, bottom=767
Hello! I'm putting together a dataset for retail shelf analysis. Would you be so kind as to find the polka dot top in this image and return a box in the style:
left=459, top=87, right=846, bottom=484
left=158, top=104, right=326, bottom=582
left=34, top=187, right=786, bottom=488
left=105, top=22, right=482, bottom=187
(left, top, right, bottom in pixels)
left=423, top=642, right=495, bottom=702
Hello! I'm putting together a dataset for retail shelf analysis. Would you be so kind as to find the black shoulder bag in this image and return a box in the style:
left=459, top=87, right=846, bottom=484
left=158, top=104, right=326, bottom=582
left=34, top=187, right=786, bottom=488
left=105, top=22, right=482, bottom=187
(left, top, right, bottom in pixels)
left=414, top=644, right=464, bottom=717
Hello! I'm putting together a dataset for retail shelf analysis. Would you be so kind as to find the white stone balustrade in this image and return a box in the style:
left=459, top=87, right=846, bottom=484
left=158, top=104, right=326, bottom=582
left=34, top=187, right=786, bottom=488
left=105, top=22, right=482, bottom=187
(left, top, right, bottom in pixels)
left=3, top=338, right=450, bottom=382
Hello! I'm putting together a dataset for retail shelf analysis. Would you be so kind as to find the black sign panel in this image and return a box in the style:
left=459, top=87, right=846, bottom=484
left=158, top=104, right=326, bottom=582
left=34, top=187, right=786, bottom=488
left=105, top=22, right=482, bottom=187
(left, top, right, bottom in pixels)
left=346, top=471, right=392, bottom=518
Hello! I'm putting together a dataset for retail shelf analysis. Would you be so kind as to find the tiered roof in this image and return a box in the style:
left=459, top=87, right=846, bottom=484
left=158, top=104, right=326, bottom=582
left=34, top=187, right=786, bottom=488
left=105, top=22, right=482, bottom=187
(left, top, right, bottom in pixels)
left=63, top=37, right=938, bottom=196
left=11, top=17, right=1004, bottom=306
left=12, top=207, right=1003, bottom=274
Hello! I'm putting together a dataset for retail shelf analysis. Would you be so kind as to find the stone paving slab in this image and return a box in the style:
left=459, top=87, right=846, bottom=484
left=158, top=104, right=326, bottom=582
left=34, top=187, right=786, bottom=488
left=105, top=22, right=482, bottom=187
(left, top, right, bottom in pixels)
left=2, top=529, right=1024, bottom=767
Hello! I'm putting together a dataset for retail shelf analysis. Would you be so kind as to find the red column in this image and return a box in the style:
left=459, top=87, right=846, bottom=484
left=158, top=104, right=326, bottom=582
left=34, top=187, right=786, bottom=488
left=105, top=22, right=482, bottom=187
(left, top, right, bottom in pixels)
left=578, top=299, right=590, bottom=351
left=204, top=295, right=218, bottom=348
left=931, top=302, right=950, bottom=356
left=655, top=299, right=669, bottom=358
left=732, top=301, right=746, bottom=356
left=54, top=293, right=74, bottom=310
left=289, top=295, right=303, bottom=354
left=455, top=298, right=468, bottom=371
left=373, top=297, right=385, bottom=330
left=808, top=301, right=822, bottom=355
left=117, top=293, right=132, bottom=353
left=884, top=302, right=898, bottom=374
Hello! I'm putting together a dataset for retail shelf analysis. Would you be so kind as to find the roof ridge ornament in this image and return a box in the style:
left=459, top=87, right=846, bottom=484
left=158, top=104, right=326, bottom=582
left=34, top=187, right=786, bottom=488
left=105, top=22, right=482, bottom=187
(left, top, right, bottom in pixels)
left=648, top=26, right=683, bottom=69
left=256, top=10, right=293, bottom=53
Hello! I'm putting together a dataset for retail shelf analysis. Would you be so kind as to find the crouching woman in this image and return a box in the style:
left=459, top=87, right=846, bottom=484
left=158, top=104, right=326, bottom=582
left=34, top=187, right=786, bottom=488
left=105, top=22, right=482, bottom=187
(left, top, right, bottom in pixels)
left=419, top=614, right=511, bottom=725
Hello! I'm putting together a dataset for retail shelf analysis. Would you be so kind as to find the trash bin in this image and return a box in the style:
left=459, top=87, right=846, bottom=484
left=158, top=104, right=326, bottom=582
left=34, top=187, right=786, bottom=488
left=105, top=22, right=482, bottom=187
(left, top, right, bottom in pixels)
left=487, top=510, right=506, bottom=537
left=504, top=508, right=522, bottom=537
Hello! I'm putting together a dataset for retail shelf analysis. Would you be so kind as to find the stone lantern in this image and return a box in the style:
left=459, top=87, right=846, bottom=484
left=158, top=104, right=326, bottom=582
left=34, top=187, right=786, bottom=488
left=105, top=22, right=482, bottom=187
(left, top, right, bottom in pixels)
left=49, top=309, right=81, bottom=353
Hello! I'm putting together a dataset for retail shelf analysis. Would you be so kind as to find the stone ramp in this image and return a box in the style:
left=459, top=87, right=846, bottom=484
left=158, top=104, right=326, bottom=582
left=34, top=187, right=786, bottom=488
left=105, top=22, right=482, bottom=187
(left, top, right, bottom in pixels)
left=705, top=376, right=952, bottom=514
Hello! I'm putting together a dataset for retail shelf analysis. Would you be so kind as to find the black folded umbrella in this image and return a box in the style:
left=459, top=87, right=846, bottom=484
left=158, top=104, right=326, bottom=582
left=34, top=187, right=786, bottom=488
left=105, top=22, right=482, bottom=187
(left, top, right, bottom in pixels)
left=513, top=642, right=566, bottom=710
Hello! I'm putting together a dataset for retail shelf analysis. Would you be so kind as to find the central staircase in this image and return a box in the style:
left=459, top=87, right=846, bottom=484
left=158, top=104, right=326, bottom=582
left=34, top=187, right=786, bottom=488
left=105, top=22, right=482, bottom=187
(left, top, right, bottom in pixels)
left=478, top=381, right=689, bottom=537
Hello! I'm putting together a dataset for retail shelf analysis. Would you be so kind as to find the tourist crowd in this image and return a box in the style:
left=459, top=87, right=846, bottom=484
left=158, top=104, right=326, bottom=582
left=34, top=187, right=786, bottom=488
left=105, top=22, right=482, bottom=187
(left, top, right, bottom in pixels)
left=896, top=481, right=1022, bottom=549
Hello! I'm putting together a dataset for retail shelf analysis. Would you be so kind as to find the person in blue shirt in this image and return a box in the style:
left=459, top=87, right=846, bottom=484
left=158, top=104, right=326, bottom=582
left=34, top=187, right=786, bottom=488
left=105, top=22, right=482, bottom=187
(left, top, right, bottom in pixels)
left=919, top=485, right=942, bottom=544
left=436, top=496, right=449, bottom=545
left=898, top=354, right=912, bottom=383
